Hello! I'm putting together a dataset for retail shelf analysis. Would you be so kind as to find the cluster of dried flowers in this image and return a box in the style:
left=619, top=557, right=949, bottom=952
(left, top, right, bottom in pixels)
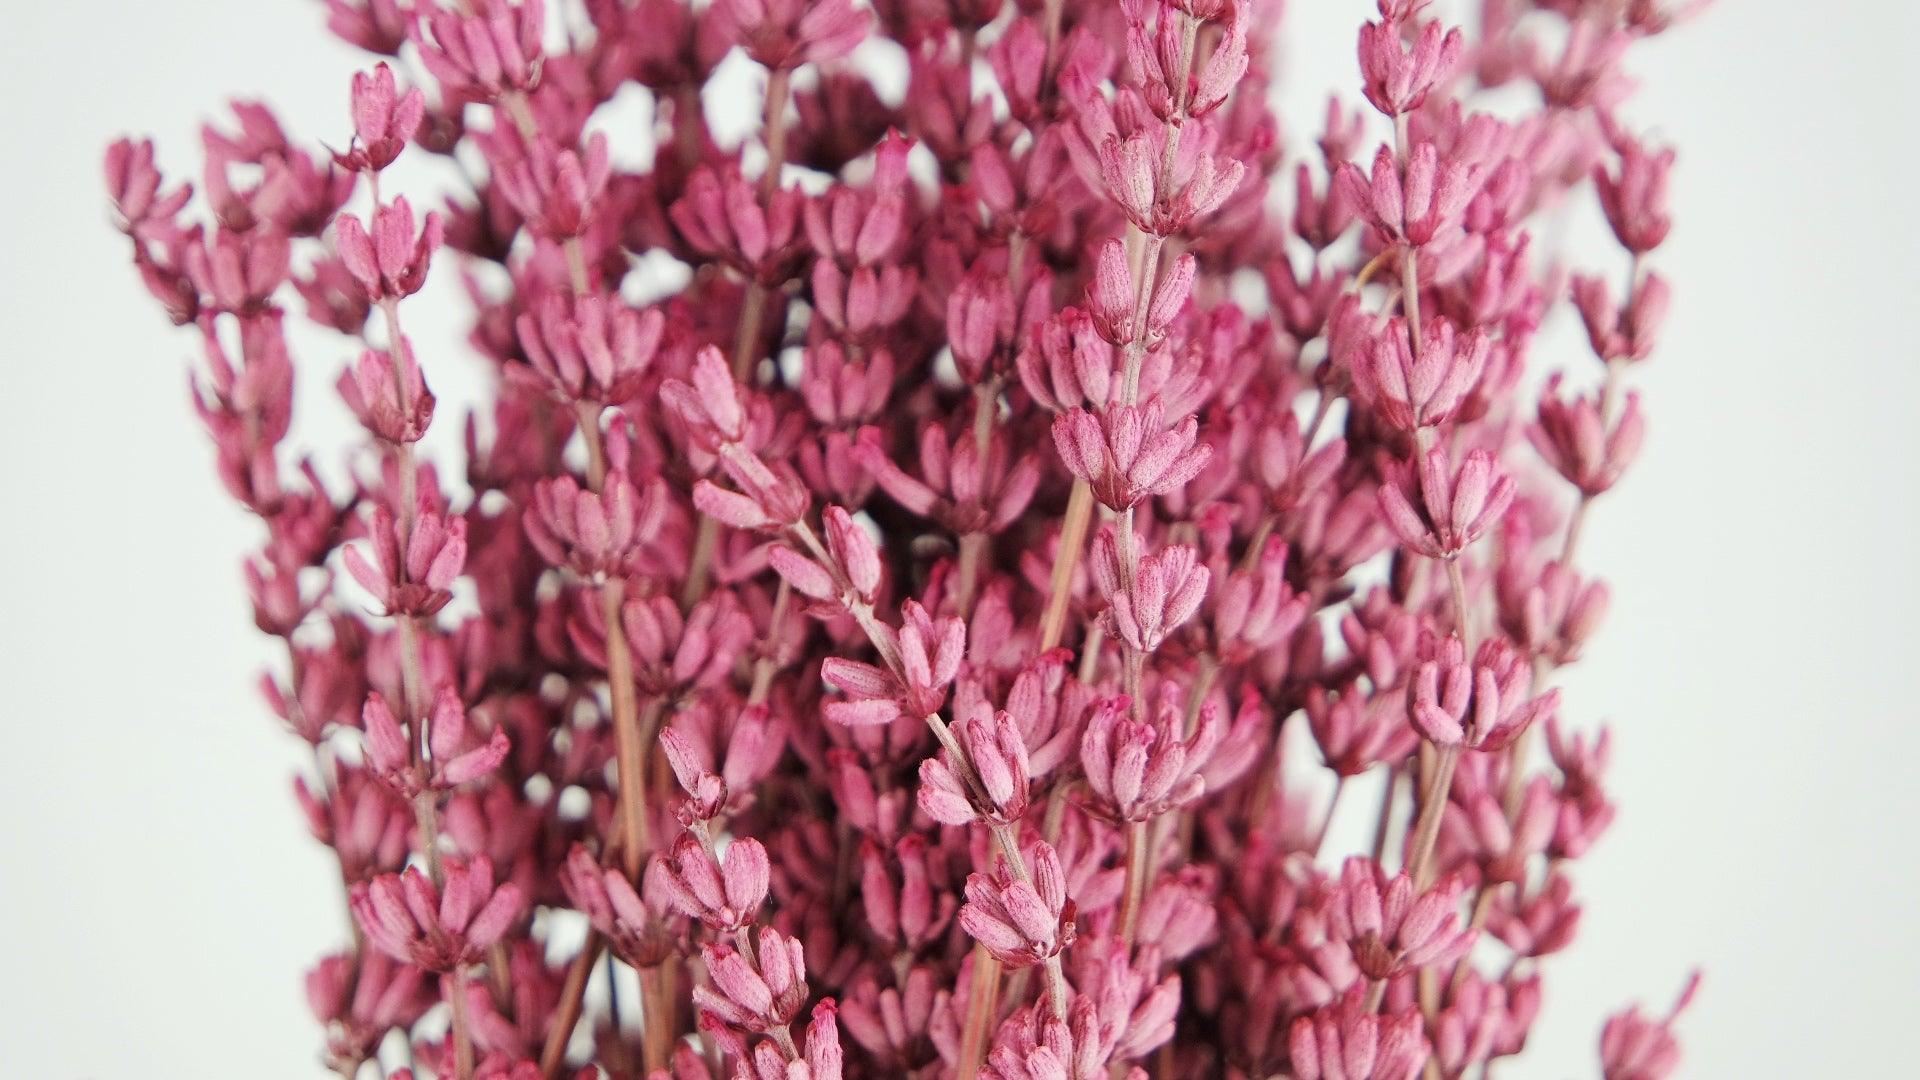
left=105, top=0, right=1703, bottom=1076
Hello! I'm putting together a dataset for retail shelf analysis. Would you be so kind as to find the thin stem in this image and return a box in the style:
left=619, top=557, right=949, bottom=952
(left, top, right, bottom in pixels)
left=1403, top=554, right=1474, bottom=892
left=1558, top=356, right=1625, bottom=566
left=1369, top=766, right=1398, bottom=866
left=539, top=937, right=603, bottom=1078
left=1403, top=746, right=1459, bottom=893
left=1119, top=234, right=1166, bottom=404
left=398, top=616, right=444, bottom=884
left=682, top=512, right=723, bottom=608
left=1041, top=0, right=1066, bottom=75
left=641, top=962, right=677, bottom=1072
left=728, top=282, right=770, bottom=383
left=573, top=401, right=607, bottom=487
left=747, top=577, right=792, bottom=705
left=449, top=968, right=477, bottom=1079
left=1118, top=819, right=1150, bottom=948
left=563, top=237, right=592, bottom=296
left=1311, top=776, right=1347, bottom=858
left=1362, top=978, right=1388, bottom=1014
left=954, top=381, right=999, bottom=616
left=1449, top=885, right=1503, bottom=997
left=502, top=92, right=539, bottom=141
left=1181, top=654, right=1219, bottom=738
left=1038, top=479, right=1095, bottom=649
left=1392, top=112, right=1425, bottom=361
left=602, top=579, right=652, bottom=876
left=1239, top=514, right=1277, bottom=573
left=953, top=948, right=1003, bottom=1080
left=759, top=69, right=791, bottom=204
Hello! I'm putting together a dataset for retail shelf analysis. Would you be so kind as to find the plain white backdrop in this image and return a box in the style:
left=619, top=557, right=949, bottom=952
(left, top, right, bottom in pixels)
left=2, top=0, right=1914, bottom=1075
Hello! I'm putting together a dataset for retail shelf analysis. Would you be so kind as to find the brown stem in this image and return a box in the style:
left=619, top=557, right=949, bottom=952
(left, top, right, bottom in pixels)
left=1403, top=554, right=1475, bottom=892
left=759, top=68, right=791, bottom=203
left=728, top=281, right=770, bottom=383
left=953, top=948, right=1004, bottom=1080
left=1181, top=654, right=1218, bottom=738
left=1077, top=624, right=1105, bottom=682
left=1448, top=885, right=1503, bottom=997
left=602, top=578, right=652, bottom=876
left=747, top=577, right=792, bottom=705
left=1118, top=819, right=1150, bottom=948
left=574, top=401, right=607, bottom=488
left=682, top=515, right=723, bottom=609
left=1038, top=479, right=1095, bottom=649
left=502, top=91, right=539, bottom=141
left=540, top=937, right=604, bottom=1078
left=1369, top=766, right=1399, bottom=866
left=954, top=382, right=1000, bottom=616
left=398, top=615, right=446, bottom=884
left=641, top=962, right=678, bottom=1072
left=449, top=968, right=477, bottom=1079
left=1311, top=776, right=1348, bottom=858
left=563, top=237, right=592, bottom=297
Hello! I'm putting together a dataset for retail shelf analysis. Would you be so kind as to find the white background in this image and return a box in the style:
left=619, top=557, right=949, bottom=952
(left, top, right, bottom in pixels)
left=2, top=0, right=1914, bottom=1075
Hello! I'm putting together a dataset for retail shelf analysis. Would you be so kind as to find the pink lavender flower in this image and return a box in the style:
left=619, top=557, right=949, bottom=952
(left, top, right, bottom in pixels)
left=1530, top=374, right=1646, bottom=497
left=338, top=63, right=423, bottom=173
left=1339, top=143, right=1479, bottom=250
left=1594, top=126, right=1677, bottom=255
left=1078, top=695, right=1224, bottom=823
left=1358, top=14, right=1462, bottom=117
left=1053, top=405, right=1212, bottom=512
left=525, top=471, right=664, bottom=579
left=1323, top=857, right=1476, bottom=982
left=514, top=295, right=665, bottom=404
left=1599, top=974, right=1701, bottom=1080
left=918, top=707, right=1031, bottom=825
left=409, top=0, right=547, bottom=100
left=1489, top=871, right=1583, bottom=959
left=1377, top=447, right=1515, bottom=560
left=1091, top=531, right=1210, bottom=655
left=559, top=846, right=671, bottom=967
left=645, top=833, right=771, bottom=931
left=361, top=686, right=511, bottom=796
left=1289, top=992, right=1429, bottom=1080
left=1307, top=687, right=1419, bottom=778
left=820, top=600, right=964, bottom=725
left=1573, top=272, right=1671, bottom=363
left=1498, top=558, right=1610, bottom=665
left=694, top=926, right=811, bottom=1033
left=107, top=0, right=1703, bottom=1071
left=342, top=503, right=465, bottom=616
left=1352, top=316, right=1490, bottom=431
left=1410, top=636, right=1559, bottom=751
left=495, top=133, right=612, bottom=241
left=715, top=0, right=869, bottom=70
left=959, top=841, right=1075, bottom=968
left=338, top=343, right=434, bottom=444
left=351, top=856, right=525, bottom=972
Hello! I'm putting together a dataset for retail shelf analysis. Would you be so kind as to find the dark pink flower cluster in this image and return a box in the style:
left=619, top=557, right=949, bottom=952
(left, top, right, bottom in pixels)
left=108, top=0, right=1703, bottom=1076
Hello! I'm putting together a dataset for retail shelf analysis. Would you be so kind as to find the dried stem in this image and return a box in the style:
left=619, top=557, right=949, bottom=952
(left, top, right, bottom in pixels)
left=449, top=968, right=477, bottom=1079
left=1038, top=479, right=1094, bottom=649
left=1118, top=818, right=1151, bottom=948
left=539, top=937, right=604, bottom=1078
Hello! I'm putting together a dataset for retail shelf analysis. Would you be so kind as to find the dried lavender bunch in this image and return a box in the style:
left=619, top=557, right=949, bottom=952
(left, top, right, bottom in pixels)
left=105, top=0, right=1703, bottom=1077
